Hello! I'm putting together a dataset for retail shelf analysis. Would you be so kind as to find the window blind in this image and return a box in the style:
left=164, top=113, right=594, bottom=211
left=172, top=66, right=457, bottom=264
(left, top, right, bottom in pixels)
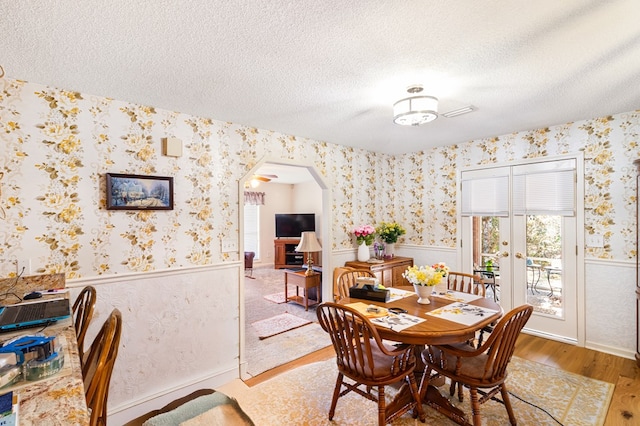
left=512, top=162, right=575, bottom=216
left=461, top=175, right=509, bottom=217
left=244, top=204, right=260, bottom=258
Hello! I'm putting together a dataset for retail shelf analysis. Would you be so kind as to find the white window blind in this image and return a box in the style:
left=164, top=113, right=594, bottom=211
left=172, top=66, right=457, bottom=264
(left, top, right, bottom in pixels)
left=461, top=174, right=509, bottom=217
left=512, top=161, right=575, bottom=216
left=244, top=204, right=260, bottom=258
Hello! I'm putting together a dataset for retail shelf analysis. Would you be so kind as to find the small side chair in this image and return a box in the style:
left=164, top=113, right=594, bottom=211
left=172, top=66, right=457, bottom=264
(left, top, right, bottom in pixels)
left=72, top=285, right=97, bottom=364
left=335, top=268, right=376, bottom=301
left=83, top=308, right=123, bottom=426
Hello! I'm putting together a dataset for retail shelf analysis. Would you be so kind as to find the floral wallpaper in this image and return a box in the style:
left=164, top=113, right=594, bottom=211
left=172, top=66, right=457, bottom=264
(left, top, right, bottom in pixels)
left=1, top=76, right=639, bottom=419
left=0, top=77, right=639, bottom=277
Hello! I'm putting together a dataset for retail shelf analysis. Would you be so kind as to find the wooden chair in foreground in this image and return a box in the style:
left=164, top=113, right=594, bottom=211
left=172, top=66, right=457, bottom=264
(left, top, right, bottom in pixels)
left=316, top=302, right=425, bottom=426
left=83, top=309, right=123, bottom=426
left=334, top=268, right=376, bottom=300
left=73, top=285, right=97, bottom=364
left=420, top=304, right=533, bottom=426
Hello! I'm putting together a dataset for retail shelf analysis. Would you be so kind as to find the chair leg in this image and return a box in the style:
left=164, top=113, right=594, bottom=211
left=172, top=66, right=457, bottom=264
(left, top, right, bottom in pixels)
left=469, top=387, right=482, bottom=426
left=328, top=373, right=343, bottom=420
left=377, top=385, right=387, bottom=426
left=407, top=373, right=426, bottom=422
left=500, top=384, right=517, bottom=425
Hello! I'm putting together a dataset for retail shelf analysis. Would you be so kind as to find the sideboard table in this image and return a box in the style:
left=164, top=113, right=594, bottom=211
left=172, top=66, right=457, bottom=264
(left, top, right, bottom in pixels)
left=344, top=256, right=414, bottom=287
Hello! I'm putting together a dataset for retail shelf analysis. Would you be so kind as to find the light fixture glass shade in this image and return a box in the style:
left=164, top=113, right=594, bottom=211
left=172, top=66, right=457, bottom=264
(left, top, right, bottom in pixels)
left=393, top=95, right=438, bottom=126
left=295, top=231, right=322, bottom=252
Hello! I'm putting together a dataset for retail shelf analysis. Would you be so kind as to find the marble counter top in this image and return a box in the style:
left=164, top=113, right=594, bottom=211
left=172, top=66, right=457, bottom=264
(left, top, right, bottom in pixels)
left=0, top=300, right=89, bottom=425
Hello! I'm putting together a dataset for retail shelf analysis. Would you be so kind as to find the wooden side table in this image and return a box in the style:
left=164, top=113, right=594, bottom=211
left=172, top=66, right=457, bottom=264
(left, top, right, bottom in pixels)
left=284, top=269, right=321, bottom=311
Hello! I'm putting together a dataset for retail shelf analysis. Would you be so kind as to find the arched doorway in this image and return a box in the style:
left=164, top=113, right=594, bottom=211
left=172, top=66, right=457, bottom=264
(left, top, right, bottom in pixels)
left=238, top=158, right=331, bottom=379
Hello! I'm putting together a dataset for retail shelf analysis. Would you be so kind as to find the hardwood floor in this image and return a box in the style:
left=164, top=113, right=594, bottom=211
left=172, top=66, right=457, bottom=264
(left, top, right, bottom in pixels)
left=245, top=333, right=640, bottom=425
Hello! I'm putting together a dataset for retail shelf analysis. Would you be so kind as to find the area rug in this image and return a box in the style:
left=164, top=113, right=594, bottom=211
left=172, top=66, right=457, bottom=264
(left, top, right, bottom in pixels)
left=263, top=291, right=296, bottom=304
left=251, top=313, right=312, bottom=340
left=219, top=356, right=614, bottom=425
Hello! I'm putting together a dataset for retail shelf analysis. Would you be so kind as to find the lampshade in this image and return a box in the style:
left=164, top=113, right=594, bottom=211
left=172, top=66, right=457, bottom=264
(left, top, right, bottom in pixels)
left=295, top=231, right=322, bottom=252
left=393, top=95, right=438, bottom=126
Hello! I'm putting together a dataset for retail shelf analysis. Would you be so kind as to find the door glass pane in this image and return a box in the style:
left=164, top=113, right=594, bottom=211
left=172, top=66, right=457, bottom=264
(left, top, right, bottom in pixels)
left=526, top=215, right=563, bottom=317
left=472, top=216, right=500, bottom=301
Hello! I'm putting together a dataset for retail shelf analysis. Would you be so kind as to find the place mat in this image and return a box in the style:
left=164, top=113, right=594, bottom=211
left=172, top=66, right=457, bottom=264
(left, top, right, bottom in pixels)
left=426, top=302, right=499, bottom=326
left=387, top=288, right=414, bottom=302
left=370, top=313, right=425, bottom=332
left=251, top=313, right=311, bottom=340
left=345, top=302, right=388, bottom=318
left=431, top=289, right=482, bottom=303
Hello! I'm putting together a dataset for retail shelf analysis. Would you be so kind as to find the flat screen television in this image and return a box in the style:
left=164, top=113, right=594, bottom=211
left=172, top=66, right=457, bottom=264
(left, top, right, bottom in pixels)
left=275, top=213, right=316, bottom=238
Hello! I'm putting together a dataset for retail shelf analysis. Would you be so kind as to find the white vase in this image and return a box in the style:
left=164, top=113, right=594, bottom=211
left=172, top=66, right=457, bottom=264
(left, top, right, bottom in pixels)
left=413, top=284, right=433, bottom=304
left=385, top=243, right=395, bottom=258
left=357, top=242, right=370, bottom=262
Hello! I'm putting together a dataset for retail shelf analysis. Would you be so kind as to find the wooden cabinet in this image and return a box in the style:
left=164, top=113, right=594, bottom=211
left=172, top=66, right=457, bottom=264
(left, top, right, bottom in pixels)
left=274, top=239, right=320, bottom=269
left=344, top=256, right=414, bottom=287
left=635, top=160, right=640, bottom=366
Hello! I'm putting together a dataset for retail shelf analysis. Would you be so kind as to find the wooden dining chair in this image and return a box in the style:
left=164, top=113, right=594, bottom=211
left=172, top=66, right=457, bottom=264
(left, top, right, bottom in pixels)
left=420, top=304, right=533, bottom=426
left=317, top=302, right=425, bottom=425
left=83, top=309, right=123, bottom=426
left=335, top=268, right=376, bottom=300
left=73, top=285, right=97, bottom=364
left=447, top=271, right=486, bottom=297
left=446, top=271, right=494, bottom=347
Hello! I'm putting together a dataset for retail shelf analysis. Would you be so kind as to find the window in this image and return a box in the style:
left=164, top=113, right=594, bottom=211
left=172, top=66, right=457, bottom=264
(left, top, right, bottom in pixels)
left=244, top=204, right=260, bottom=259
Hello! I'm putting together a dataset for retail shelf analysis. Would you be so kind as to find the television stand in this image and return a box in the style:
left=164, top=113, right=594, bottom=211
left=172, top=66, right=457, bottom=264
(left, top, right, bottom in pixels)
left=274, top=238, right=320, bottom=269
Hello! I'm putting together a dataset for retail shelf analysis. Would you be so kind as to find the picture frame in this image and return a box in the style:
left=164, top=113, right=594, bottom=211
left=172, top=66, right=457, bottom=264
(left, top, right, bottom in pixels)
left=106, top=173, right=174, bottom=211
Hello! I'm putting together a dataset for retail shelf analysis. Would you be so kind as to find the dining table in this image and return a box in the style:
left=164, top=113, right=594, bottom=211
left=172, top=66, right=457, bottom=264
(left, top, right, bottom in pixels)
left=338, top=285, right=503, bottom=425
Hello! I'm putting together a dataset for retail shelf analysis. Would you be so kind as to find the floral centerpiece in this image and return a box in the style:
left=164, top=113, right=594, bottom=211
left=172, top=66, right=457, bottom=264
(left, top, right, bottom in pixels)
left=402, top=264, right=445, bottom=304
left=432, top=262, right=450, bottom=277
left=352, top=224, right=375, bottom=246
left=402, top=265, right=444, bottom=286
left=375, top=221, right=406, bottom=244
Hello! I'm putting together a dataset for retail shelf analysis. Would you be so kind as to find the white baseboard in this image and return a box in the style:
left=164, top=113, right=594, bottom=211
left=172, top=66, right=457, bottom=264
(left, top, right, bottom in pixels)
left=108, top=366, right=238, bottom=426
left=586, top=341, right=636, bottom=361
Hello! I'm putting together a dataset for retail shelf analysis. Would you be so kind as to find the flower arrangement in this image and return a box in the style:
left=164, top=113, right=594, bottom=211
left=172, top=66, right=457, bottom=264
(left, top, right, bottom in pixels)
left=402, top=265, right=444, bottom=286
left=352, top=224, right=376, bottom=245
left=375, top=221, right=406, bottom=244
left=432, top=262, right=450, bottom=277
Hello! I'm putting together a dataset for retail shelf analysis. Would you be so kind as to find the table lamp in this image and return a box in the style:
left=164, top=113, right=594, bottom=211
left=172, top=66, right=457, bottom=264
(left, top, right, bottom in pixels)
left=295, top=231, right=322, bottom=276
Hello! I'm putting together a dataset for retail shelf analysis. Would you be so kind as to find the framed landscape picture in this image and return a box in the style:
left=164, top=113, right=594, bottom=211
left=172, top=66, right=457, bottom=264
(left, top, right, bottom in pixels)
left=106, top=173, right=174, bottom=210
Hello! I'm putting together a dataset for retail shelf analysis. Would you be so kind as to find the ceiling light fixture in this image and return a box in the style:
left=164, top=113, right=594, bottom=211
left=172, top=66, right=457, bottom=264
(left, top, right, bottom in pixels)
left=393, top=86, right=438, bottom=126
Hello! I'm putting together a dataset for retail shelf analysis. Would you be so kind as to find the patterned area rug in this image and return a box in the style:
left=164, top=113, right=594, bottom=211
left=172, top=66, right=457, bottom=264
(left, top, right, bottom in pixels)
left=263, top=292, right=288, bottom=304
left=263, top=290, right=297, bottom=304
left=251, top=313, right=312, bottom=340
left=220, top=356, right=614, bottom=425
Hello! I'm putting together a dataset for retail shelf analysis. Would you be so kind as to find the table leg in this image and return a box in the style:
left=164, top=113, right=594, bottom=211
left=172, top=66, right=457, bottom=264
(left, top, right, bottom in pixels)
left=284, top=275, right=289, bottom=303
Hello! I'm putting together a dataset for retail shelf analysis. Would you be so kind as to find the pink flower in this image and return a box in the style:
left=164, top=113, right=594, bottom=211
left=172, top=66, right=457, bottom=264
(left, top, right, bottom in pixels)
left=352, top=224, right=376, bottom=245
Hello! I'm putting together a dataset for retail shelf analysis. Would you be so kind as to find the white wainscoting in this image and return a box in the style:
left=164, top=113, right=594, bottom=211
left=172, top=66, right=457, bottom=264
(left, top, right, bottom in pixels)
left=69, top=262, right=242, bottom=425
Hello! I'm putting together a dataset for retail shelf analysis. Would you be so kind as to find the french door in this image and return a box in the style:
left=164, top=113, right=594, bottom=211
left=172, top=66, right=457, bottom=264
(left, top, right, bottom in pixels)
left=459, top=157, right=582, bottom=343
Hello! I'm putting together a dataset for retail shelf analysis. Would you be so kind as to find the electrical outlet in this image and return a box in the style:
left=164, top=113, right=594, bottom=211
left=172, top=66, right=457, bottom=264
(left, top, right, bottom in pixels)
left=586, top=234, right=604, bottom=248
left=221, top=238, right=237, bottom=253
left=16, top=259, right=31, bottom=275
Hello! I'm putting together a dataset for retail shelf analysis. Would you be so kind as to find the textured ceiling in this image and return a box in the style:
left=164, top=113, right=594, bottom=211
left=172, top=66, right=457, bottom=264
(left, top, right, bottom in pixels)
left=2, top=0, right=640, bottom=154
